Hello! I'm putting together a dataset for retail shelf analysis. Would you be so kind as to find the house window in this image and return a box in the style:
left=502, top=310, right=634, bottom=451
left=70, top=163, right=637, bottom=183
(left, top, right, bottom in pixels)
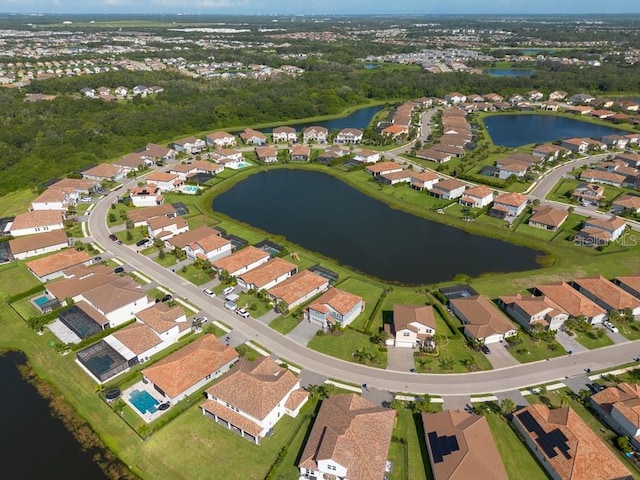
left=403, top=332, right=410, bottom=337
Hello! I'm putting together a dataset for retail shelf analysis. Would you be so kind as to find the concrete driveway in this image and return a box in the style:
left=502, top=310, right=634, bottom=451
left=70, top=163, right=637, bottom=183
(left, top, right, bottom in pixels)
left=485, top=343, right=520, bottom=369
left=386, top=347, right=416, bottom=373
left=494, top=390, right=529, bottom=409
left=605, top=329, right=630, bottom=344
left=556, top=331, right=587, bottom=354
left=286, top=320, right=320, bottom=346
left=442, top=395, right=472, bottom=412
left=562, top=374, right=592, bottom=394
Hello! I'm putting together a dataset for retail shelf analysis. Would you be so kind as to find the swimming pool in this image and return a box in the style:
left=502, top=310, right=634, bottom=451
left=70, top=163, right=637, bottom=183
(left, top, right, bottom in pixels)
left=129, top=389, right=159, bottom=415
left=33, top=295, right=51, bottom=307
left=182, top=185, right=199, bottom=194
left=236, top=161, right=251, bottom=169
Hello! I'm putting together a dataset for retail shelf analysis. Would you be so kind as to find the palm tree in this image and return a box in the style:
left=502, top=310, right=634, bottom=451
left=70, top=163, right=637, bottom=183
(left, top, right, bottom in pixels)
left=556, top=390, right=569, bottom=407
left=500, top=398, right=516, bottom=416
left=416, top=357, right=433, bottom=372
left=438, top=356, right=455, bottom=371
left=461, top=357, right=476, bottom=371
left=352, top=347, right=368, bottom=364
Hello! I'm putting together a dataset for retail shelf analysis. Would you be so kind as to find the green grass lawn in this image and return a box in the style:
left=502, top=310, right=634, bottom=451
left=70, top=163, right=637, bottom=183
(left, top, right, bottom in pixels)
left=270, top=314, right=303, bottom=335
left=10, top=296, right=43, bottom=320
left=307, top=328, right=387, bottom=368
left=484, top=412, right=549, bottom=480
left=573, top=329, right=615, bottom=349
left=388, top=410, right=431, bottom=480
left=176, top=264, right=213, bottom=286
left=515, top=222, right=558, bottom=241
left=506, top=332, right=565, bottom=363
left=613, top=320, right=640, bottom=340
left=154, top=252, right=178, bottom=268
left=236, top=292, right=272, bottom=318
left=0, top=188, right=38, bottom=216
left=0, top=262, right=43, bottom=296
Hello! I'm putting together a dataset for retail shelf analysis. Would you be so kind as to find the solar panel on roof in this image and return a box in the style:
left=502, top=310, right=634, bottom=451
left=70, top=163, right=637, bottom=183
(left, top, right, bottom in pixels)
left=428, top=431, right=444, bottom=464
left=428, top=431, right=460, bottom=464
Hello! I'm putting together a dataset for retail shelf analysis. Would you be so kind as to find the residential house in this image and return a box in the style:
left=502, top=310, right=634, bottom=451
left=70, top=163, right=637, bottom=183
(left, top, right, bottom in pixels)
left=533, top=144, right=563, bottom=161
left=489, top=192, right=528, bottom=220
left=528, top=205, right=568, bottom=231
left=81, top=163, right=125, bottom=182
left=48, top=178, right=100, bottom=195
left=268, top=270, right=329, bottom=310
left=379, top=170, right=412, bottom=186
left=432, top=144, right=465, bottom=158
left=255, top=146, right=279, bottom=163
left=114, top=153, right=149, bottom=173
left=579, top=169, right=626, bottom=187
left=366, top=162, right=404, bottom=177
left=289, top=144, right=311, bottom=161
left=613, top=195, right=640, bottom=215
left=205, top=131, right=236, bottom=148
left=430, top=178, right=467, bottom=200
left=459, top=185, right=494, bottom=208
left=422, top=410, right=509, bottom=480
left=483, top=93, right=504, bottom=102
left=316, top=146, right=349, bottom=164
left=527, top=90, right=544, bottom=101
left=237, top=258, right=298, bottom=291
left=147, top=215, right=189, bottom=242
left=211, top=246, right=270, bottom=277
left=142, top=335, right=238, bottom=404
left=602, top=135, right=630, bottom=150
left=616, top=152, right=640, bottom=168
left=444, top=92, right=466, bottom=104
left=45, top=265, right=117, bottom=305
left=170, top=136, right=206, bottom=154
left=129, top=184, right=163, bottom=208
left=575, top=216, right=627, bottom=246
left=78, top=280, right=152, bottom=328
left=353, top=149, right=380, bottom=163
left=512, top=404, right=632, bottom=480
left=499, top=293, right=569, bottom=331
left=381, top=124, right=408, bottom=138
left=561, top=138, right=589, bottom=154
left=410, top=171, right=440, bottom=191
left=128, top=204, right=177, bottom=228
left=571, top=276, right=640, bottom=315
left=9, top=230, right=70, bottom=260
left=533, top=282, right=606, bottom=324
left=201, top=356, right=308, bottom=444
left=104, top=303, right=190, bottom=364
left=385, top=304, right=436, bottom=348
left=298, top=393, right=396, bottom=480
left=335, top=128, right=363, bottom=144
left=166, top=225, right=231, bottom=261
left=415, top=148, right=452, bottom=163
left=272, top=126, right=297, bottom=143
left=114, top=86, right=128, bottom=97
left=569, top=93, right=596, bottom=104
left=306, top=287, right=364, bottom=329
left=541, top=101, right=560, bottom=111
left=572, top=183, right=605, bottom=206
left=549, top=90, right=568, bottom=101
left=591, top=382, right=640, bottom=450
left=143, top=143, right=176, bottom=163
left=132, top=85, right=150, bottom=96
left=302, top=126, right=329, bottom=144
left=450, top=295, right=518, bottom=344
left=9, top=210, right=65, bottom=237
left=145, top=171, right=182, bottom=192
left=26, top=249, right=92, bottom=282
left=496, top=160, right=528, bottom=180
left=239, top=128, right=267, bottom=145
left=614, top=275, right=640, bottom=299
left=31, top=187, right=76, bottom=211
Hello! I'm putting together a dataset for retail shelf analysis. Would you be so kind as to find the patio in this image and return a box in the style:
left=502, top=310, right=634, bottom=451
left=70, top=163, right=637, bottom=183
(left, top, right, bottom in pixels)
left=122, top=380, right=170, bottom=424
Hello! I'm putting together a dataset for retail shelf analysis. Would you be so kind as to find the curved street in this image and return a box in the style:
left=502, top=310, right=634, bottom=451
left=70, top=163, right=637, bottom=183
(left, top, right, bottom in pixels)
left=89, top=172, right=640, bottom=397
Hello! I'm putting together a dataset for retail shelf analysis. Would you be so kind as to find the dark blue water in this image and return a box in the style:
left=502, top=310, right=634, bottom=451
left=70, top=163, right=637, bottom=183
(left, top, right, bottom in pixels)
left=254, top=105, right=383, bottom=134
left=0, top=351, right=109, bottom=479
left=213, top=170, right=541, bottom=284
left=484, top=114, right=627, bottom=147
left=484, top=69, right=534, bottom=77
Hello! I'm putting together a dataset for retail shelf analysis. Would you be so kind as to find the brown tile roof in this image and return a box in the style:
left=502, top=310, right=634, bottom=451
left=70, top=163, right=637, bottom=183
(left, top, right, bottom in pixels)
left=393, top=304, right=436, bottom=332
left=115, top=153, right=145, bottom=169
left=144, top=143, right=175, bottom=158
left=256, top=146, right=278, bottom=158
left=136, top=302, right=186, bottom=333
left=380, top=170, right=411, bottom=182
left=239, top=257, right=297, bottom=289
left=450, top=295, right=516, bottom=339
left=303, top=126, right=328, bottom=135
left=298, top=393, right=396, bottom=480
left=9, top=230, right=69, bottom=255
left=201, top=399, right=262, bottom=437
left=285, top=388, right=309, bottom=411
left=49, top=178, right=99, bottom=192
left=494, top=192, right=528, bottom=208
left=11, top=210, right=64, bottom=231
left=580, top=169, right=626, bottom=184
left=167, top=225, right=221, bottom=249
left=572, top=276, right=640, bottom=311
left=130, top=184, right=161, bottom=197
left=143, top=335, right=238, bottom=399
left=411, top=171, right=439, bottom=183
left=148, top=215, right=187, bottom=231
left=240, top=128, right=266, bottom=141
left=83, top=163, right=123, bottom=179
left=46, top=268, right=117, bottom=300
left=32, top=187, right=70, bottom=205
left=268, top=270, right=328, bottom=305
left=513, top=404, right=632, bottom=480
left=81, top=281, right=147, bottom=314
left=366, top=161, right=403, bottom=173
left=416, top=148, right=451, bottom=161
left=128, top=204, right=177, bottom=224
left=146, top=171, right=179, bottom=183
left=534, top=282, right=605, bottom=319
left=206, top=131, right=234, bottom=141
left=616, top=275, right=640, bottom=295
left=499, top=293, right=566, bottom=320
left=187, top=231, right=231, bottom=254
left=211, top=246, right=270, bottom=275
left=585, top=216, right=627, bottom=232
left=308, top=288, right=363, bottom=316
left=206, top=356, right=304, bottom=420
left=529, top=206, right=569, bottom=228
left=431, top=178, right=466, bottom=192
left=592, top=382, right=640, bottom=416
left=273, top=126, right=296, bottom=134
left=290, top=144, right=311, bottom=156
left=422, top=410, right=508, bottom=480
left=614, top=195, right=640, bottom=211
left=112, top=322, right=163, bottom=355
left=26, top=249, right=91, bottom=278
left=463, top=185, right=493, bottom=198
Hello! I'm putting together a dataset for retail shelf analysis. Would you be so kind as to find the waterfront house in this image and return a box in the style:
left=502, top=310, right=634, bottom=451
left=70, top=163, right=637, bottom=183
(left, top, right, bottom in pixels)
left=532, top=282, right=606, bottom=324
left=512, top=404, right=632, bottom=480
left=353, top=149, right=380, bottom=163
left=532, top=144, right=563, bottom=160
left=385, top=304, right=436, bottom=349
left=306, top=287, right=364, bottom=329
left=366, top=161, right=404, bottom=177
left=255, top=146, right=279, bottom=163
left=410, top=171, right=440, bottom=191
left=9, top=230, right=70, bottom=260
left=574, top=216, right=627, bottom=246
left=379, top=170, right=412, bottom=185
left=298, top=393, right=396, bottom=480
left=272, top=126, right=297, bottom=143
left=489, top=192, right=528, bottom=220
left=205, top=131, right=236, bottom=148
left=130, top=184, right=163, bottom=208
left=145, top=171, right=183, bottom=192
left=237, top=257, right=298, bottom=291
left=430, top=178, right=466, bottom=200
left=381, top=124, right=409, bottom=137
left=201, top=356, right=307, bottom=444
left=571, top=276, right=640, bottom=315
left=268, top=270, right=329, bottom=310
left=10, top=210, right=65, bottom=237
left=422, top=410, right=509, bottom=480
left=166, top=225, right=231, bottom=261
left=561, top=138, right=589, bottom=154
left=335, top=128, right=363, bottom=144
left=142, top=335, right=238, bottom=404
left=528, top=205, right=568, bottom=231
left=591, top=383, right=640, bottom=451
left=450, top=295, right=518, bottom=344
left=211, top=246, right=270, bottom=277
left=239, top=128, right=267, bottom=145
left=602, top=134, right=630, bottom=150
left=289, top=144, right=311, bottom=161
left=498, top=293, right=569, bottom=331
left=302, top=126, right=328, bottom=144
left=459, top=185, right=494, bottom=208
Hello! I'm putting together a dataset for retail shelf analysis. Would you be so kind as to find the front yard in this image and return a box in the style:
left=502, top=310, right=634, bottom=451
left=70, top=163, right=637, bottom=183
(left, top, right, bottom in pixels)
left=307, top=328, right=387, bottom=368
left=505, top=331, right=565, bottom=363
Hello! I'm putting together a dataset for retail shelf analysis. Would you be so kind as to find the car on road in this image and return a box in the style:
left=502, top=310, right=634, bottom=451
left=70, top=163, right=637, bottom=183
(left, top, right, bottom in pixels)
left=603, top=321, right=619, bottom=333
left=116, top=240, right=123, bottom=245
left=481, top=345, right=491, bottom=354
left=222, top=286, right=235, bottom=296
left=224, top=300, right=237, bottom=311
left=235, top=308, right=250, bottom=318
left=203, top=288, right=215, bottom=298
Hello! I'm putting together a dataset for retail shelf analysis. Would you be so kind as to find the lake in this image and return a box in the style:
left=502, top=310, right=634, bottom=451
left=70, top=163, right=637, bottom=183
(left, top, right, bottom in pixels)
left=484, top=69, right=534, bottom=77
left=0, top=351, right=109, bottom=479
left=254, top=105, right=383, bottom=134
left=484, top=114, right=627, bottom=147
left=213, top=170, right=541, bottom=284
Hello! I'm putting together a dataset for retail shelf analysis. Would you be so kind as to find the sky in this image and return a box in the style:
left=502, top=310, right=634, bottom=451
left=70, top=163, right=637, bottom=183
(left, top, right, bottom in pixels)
left=1, top=0, right=639, bottom=15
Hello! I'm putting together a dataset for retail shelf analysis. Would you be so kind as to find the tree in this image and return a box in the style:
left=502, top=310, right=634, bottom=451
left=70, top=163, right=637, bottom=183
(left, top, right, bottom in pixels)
left=556, top=390, right=569, bottom=407
left=500, top=398, right=516, bottom=416
left=416, top=357, right=433, bottom=372
left=616, top=436, right=632, bottom=454
left=461, top=357, right=477, bottom=371
left=438, top=356, right=455, bottom=370
left=370, top=331, right=389, bottom=346
left=412, top=395, right=432, bottom=413
left=473, top=402, right=492, bottom=416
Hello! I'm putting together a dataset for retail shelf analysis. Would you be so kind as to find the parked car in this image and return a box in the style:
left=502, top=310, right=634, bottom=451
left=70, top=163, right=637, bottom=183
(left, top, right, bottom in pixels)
left=203, top=288, right=215, bottom=298
left=481, top=345, right=491, bottom=354
left=136, top=238, right=151, bottom=247
left=603, top=321, right=619, bottom=333
left=195, top=316, right=208, bottom=324
left=235, top=308, right=250, bottom=318
left=114, top=266, right=125, bottom=274
left=224, top=300, right=237, bottom=311
left=161, top=294, right=172, bottom=303
left=80, top=196, right=92, bottom=203
left=222, top=286, right=235, bottom=296
left=109, top=234, right=117, bottom=241
left=94, top=256, right=102, bottom=262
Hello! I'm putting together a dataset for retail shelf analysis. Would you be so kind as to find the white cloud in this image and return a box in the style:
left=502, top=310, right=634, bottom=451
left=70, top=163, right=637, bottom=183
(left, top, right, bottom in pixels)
left=152, top=0, right=250, bottom=7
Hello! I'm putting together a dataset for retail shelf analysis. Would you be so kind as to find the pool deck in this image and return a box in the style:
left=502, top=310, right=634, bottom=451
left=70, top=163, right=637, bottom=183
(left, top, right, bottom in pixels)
left=123, top=381, right=170, bottom=423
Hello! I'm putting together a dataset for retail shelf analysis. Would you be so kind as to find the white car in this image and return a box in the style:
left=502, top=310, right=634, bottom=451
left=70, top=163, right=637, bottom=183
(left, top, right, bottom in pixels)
left=222, top=286, right=235, bottom=296
left=195, top=316, right=208, bottom=324
left=235, top=308, right=250, bottom=318
left=604, top=321, right=619, bottom=333
left=203, top=288, right=215, bottom=298
left=224, top=300, right=237, bottom=311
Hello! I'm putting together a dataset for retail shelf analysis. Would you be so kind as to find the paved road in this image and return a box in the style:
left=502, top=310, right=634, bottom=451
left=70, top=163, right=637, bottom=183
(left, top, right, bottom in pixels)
left=88, top=181, right=640, bottom=395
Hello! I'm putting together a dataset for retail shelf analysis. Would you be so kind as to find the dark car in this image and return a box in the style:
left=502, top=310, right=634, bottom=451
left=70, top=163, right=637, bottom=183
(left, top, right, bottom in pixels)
left=161, top=294, right=173, bottom=303
left=114, top=266, right=125, bottom=274
left=109, top=234, right=117, bottom=241
left=136, top=238, right=150, bottom=247
left=481, top=345, right=491, bottom=354
left=94, top=256, right=102, bottom=262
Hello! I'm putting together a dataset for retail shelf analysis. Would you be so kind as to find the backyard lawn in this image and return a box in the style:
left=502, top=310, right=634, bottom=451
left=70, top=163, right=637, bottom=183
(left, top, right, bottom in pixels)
left=333, top=276, right=385, bottom=332
left=388, top=410, right=431, bottom=480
